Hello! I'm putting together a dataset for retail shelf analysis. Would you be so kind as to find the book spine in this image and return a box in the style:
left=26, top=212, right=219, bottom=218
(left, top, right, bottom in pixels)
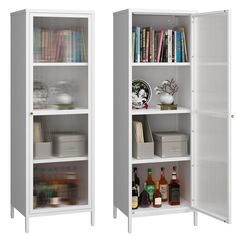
left=154, top=31, right=158, bottom=62
left=137, top=26, right=141, bottom=63
left=167, top=29, right=172, bottom=63
left=142, top=28, right=146, bottom=62
left=181, top=31, right=185, bottom=62
left=149, top=28, right=154, bottom=62
left=172, top=31, right=175, bottom=62
left=140, top=29, right=142, bottom=62
left=176, top=31, right=181, bottom=62
left=182, top=29, right=188, bottom=62
left=75, top=31, right=81, bottom=62
left=132, top=31, right=135, bottom=62
left=157, top=30, right=163, bottom=62
left=145, top=29, right=150, bottom=62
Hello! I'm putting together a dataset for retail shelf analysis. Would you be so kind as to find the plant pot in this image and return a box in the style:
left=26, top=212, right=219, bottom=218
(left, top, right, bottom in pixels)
left=160, top=93, right=174, bottom=105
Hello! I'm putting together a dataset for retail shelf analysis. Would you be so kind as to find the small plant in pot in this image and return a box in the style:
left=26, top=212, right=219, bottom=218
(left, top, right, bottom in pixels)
left=154, top=78, right=178, bottom=105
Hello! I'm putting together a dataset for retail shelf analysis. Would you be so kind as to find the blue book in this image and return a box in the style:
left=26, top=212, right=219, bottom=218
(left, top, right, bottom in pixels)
left=135, top=26, right=141, bottom=63
left=75, top=31, right=81, bottom=62
left=176, top=31, right=181, bottom=62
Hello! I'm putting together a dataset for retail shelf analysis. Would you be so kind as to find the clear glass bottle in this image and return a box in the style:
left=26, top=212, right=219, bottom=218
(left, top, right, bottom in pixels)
left=153, top=181, right=162, bottom=208
left=159, top=167, right=168, bottom=202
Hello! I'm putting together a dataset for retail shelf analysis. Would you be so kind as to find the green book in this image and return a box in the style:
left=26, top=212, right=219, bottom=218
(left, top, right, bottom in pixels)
left=132, top=31, right=135, bottom=63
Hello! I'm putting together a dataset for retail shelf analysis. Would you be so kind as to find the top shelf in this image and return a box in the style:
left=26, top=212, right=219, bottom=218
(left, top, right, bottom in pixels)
left=33, top=62, right=88, bottom=67
left=132, top=62, right=190, bottom=67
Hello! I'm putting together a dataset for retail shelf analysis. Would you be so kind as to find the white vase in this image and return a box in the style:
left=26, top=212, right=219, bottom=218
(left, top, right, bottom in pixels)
left=160, top=93, right=174, bottom=105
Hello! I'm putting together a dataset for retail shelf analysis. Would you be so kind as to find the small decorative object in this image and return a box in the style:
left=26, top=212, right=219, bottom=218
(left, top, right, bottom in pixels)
left=55, top=81, right=74, bottom=110
left=132, top=80, right=152, bottom=109
left=144, top=102, right=149, bottom=109
left=154, top=78, right=178, bottom=106
left=33, top=81, right=48, bottom=109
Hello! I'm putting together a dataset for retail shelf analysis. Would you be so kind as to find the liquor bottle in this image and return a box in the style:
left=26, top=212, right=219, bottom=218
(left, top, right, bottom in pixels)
left=145, top=168, right=155, bottom=201
left=133, top=167, right=140, bottom=197
left=132, top=171, right=138, bottom=209
left=159, top=167, right=168, bottom=202
left=139, top=183, right=151, bottom=207
left=50, top=185, right=60, bottom=207
left=153, top=181, right=162, bottom=208
left=66, top=169, right=78, bottom=205
left=168, top=166, right=180, bottom=205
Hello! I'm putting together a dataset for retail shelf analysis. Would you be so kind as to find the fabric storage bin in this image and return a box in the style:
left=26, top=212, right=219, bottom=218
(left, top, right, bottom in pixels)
left=34, top=142, right=52, bottom=159
left=153, top=132, right=188, bottom=158
left=132, top=116, right=154, bottom=159
left=52, top=133, right=87, bottom=157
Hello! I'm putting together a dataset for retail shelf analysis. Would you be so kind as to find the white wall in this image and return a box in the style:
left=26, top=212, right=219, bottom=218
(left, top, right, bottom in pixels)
left=1, top=0, right=235, bottom=235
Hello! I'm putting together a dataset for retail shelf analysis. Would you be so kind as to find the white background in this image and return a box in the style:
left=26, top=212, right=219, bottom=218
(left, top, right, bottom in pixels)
left=1, top=0, right=235, bottom=235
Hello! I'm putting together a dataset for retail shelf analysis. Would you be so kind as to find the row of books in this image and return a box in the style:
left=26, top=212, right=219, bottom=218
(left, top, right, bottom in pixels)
left=34, top=28, right=87, bottom=62
left=132, top=26, right=188, bottom=63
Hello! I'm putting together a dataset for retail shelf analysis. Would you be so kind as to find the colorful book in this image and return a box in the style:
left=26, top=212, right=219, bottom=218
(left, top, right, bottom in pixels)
left=167, top=29, right=172, bottom=63
left=157, top=30, right=164, bottom=62
left=145, top=29, right=150, bottom=62
left=142, top=28, right=146, bottom=62
left=149, top=28, right=155, bottom=62
left=175, top=31, right=181, bottom=62
left=132, top=31, right=135, bottom=62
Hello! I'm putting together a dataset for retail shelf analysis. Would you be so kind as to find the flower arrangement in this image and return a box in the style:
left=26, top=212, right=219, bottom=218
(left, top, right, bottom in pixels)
left=154, top=78, right=178, bottom=96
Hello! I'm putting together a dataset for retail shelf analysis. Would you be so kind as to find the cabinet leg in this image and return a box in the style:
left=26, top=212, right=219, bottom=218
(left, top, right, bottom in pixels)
left=194, top=211, right=198, bottom=226
left=25, top=217, right=29, bottom=233
left=128, top=216, right=132, bottom=233
left=91, top=211, right=95, bottom=226
left=10, top=205, right=14, bottom=218
left=113, top=206, right=117, bottom=219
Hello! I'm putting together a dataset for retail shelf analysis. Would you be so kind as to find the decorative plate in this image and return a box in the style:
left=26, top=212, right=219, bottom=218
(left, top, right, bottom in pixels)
left=132, top=80, right=152, bottom=109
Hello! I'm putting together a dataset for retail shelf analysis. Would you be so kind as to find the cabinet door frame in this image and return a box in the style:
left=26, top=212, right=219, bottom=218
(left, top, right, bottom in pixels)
left=191, top=10, right=231, bottom=223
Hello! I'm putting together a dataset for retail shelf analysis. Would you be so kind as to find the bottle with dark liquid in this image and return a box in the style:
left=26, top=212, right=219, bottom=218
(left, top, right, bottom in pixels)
left=168, top=166, right=180, bottom=205
left=66, top=170, right=78, bottom=205
left=139, top=183, right=151, bottom=207
left=133, top=167, right=140, bottom=198
left=145, top=168, right=155, bottom=201
left=132, top=171, right=138, bottom=209
left=159, top=167, right=168, bottom=202
left=153, top=181, right=162, bottom=208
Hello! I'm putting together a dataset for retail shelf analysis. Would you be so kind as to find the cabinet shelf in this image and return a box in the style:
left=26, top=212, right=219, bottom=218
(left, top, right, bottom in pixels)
left=132, top=155, right=190, bottom=164
left=33, top=156, right=88, bottom=164
left=132, top=198, right=191, bottom=217
left=32, top=201, right=89, bottom=216
left=33, top=108, right=89, bottom=116
left=132, top=62, right=191, bottom=67
left=33, top=62, right=88, bottom=67
left=132, top=107, right=191, bottom=115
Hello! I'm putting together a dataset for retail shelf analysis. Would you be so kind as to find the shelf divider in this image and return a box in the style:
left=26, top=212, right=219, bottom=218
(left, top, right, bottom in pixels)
left=132, top=155, right=190, bottom=164
left=33, top=156, right=88, bottom=164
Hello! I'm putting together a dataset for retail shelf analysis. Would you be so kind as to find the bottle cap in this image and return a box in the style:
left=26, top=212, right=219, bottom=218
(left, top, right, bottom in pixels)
left=147, top=168, right=152, bottom=174
left=161, top=167, right=164, bottom=171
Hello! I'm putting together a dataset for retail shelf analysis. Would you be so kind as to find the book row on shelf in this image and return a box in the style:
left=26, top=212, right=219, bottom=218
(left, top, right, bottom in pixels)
left=34, top=27, right=87, bottom=63
left=132, top=26, right=188, bottom=63
left=132, top=166, right=180, bottom=209
left=33, top=166, right=79, bottom=208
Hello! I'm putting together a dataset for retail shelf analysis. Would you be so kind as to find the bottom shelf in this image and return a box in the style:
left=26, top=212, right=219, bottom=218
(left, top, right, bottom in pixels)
left=32, top=200, right=89, bottom=215
left=132, top=198, right=191, bottom=217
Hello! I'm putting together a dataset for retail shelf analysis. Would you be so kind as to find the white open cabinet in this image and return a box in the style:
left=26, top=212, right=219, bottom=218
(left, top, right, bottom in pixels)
left=113, top=9, right=231, bottom=232
left=11, top=9, right=95, bottom=232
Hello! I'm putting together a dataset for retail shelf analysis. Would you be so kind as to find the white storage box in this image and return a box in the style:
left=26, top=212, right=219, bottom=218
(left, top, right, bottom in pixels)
left=153, top=132, right=188, bottom=158
left=34, top=142, right=52, bottom=159
left=52, top=133, right=87, bottom=157
left=132, top=116, right=154, bottom=159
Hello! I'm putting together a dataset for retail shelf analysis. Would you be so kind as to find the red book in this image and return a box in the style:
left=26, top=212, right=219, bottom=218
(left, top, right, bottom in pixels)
left=157, top=30, right=164, bottom=63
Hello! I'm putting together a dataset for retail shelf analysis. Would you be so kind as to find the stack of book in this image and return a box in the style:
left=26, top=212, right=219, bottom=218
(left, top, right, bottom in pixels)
left=34, top=27, right=87, bottom=62
left=132, top=26, right=188, bottom=63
